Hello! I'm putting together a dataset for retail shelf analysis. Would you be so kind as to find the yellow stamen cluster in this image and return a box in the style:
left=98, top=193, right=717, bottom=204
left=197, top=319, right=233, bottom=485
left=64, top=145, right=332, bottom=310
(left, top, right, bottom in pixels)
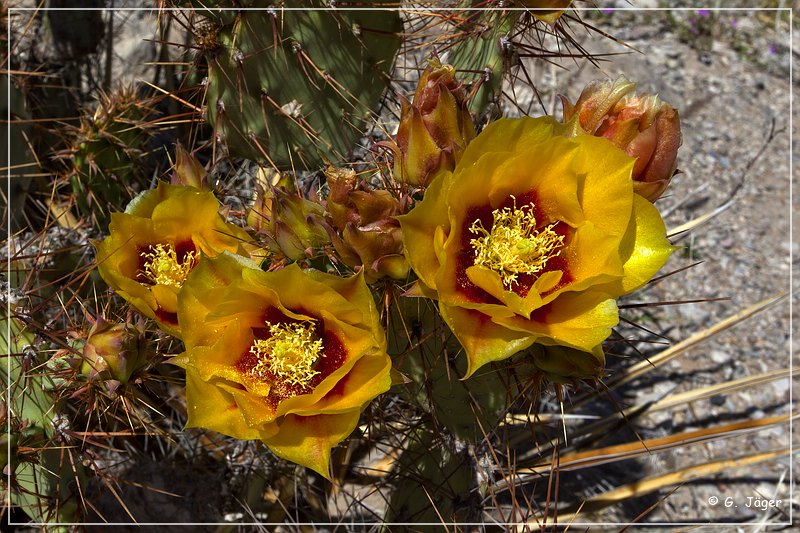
left=141, top=243, right=197, bottom=287
left=469, top=198, right=564, bottom=288
left=249, top=321, right=325, bottom=387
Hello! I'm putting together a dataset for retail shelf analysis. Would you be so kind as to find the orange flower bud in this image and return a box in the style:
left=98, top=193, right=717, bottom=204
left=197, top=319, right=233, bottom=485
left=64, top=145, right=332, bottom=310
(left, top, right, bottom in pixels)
left=561, top=76, right=682, bottom=201
left=381, top=59, right=475, bottom=187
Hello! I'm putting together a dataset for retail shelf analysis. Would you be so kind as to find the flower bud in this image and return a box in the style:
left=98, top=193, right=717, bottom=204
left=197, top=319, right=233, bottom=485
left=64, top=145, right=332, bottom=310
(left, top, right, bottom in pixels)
left=561, top=76, right=682, bottom=201
left=380, top=59, right=475, bottom=187
left=246, top=169, right=293, bottom=232
left=257, top=186, right=330, bottom=261
left=80, top=317, right=147, bottom=384
left=324, top=166, right=409, bottom=282
left=170, top=144, right=208, bottom=190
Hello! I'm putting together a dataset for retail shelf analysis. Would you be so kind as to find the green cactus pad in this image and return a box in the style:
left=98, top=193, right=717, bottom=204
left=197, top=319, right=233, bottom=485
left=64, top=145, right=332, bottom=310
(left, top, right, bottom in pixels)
left=445, top=9, right=519, bottom=119
left=1, top=309, right=86, bottom=526
left=196, top=2, right=401, bottom=168
left=387, top=295, right=535, bottom=442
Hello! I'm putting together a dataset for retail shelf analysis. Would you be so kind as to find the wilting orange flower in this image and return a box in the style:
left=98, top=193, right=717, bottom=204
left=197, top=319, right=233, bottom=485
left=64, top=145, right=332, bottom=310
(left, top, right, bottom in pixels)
left=398, top=117, right=674, bottom=378
left=325, top=165, right=410, bottom=282
left=173, top=254, right=392, bottom=478
left=94, top=181, right=254, bottom=337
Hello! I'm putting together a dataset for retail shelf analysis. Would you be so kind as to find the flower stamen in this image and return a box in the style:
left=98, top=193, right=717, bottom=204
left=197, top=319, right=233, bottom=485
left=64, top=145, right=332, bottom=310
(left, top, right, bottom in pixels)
left=249, top=321, right=325, bottom=388
left=469, top=197, right=564, bottom=288
left=141, top=243, right=197, bottom=287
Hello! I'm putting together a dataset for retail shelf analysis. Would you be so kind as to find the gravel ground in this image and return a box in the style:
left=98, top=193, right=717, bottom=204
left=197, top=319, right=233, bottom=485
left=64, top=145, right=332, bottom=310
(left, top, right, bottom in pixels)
left=530, top=6, right=796, bottom=526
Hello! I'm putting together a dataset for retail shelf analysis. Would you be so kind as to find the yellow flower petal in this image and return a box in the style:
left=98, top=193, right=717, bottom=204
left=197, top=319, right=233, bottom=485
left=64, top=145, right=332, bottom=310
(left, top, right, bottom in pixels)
left=495, top=292, right=619, bottom=352
left=607, top=194, right=678, bottom=294
left=438, top=303, right=536, bottom=379
left=262, top=411, right=362, bottom=479
left=400, top=116, right=673, bottom=380
left=177, top=258, right=392, bottom=475
left=183, top=366, right=267, bottom=441
left=397, top=170, right=451, bottom=290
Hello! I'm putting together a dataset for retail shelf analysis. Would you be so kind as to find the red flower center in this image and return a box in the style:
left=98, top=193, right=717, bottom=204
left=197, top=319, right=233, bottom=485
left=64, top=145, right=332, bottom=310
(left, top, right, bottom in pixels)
left=455, top=192, right=574, bottom=301
left=236, top=308, right=346, bottom=406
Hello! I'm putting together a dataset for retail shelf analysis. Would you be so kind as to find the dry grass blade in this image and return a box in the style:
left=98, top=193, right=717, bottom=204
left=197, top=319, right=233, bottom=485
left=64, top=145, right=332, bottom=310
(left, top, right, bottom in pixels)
left=504, top=413, right=601, bottom=425
left=602, top=292, right=788, bottom=393
left=510, top=369, right=792, bottom=461
left=646, top=369, right=794, bottom=413
left=667, top=199, right=735, bottom=238
left=539, top=447, right=792, bottom=523
left=519, top=414, right=790, bottom=475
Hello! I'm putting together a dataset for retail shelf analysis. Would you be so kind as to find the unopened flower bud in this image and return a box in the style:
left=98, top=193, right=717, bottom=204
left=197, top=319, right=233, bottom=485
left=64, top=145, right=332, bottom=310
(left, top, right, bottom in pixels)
left=246, top=169, right=293, bottom=232
left=561, top=76, right=682, bottom=201
left=80, top=318, right=147, bottom=384
left=266, top=187, right=330, bottom=261
left=170, top=144, right=208, bottom=190
left=324, top=166, right=409, bottom=282
left=380, top=59, right=475, bottom=187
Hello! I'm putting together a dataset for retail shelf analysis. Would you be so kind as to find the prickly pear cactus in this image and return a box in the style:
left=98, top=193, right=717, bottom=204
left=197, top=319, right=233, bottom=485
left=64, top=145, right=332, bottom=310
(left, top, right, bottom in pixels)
left=63, top=86, right=154, bottom=225
left=388, top=295, right=537, bottom=442
left=191, top=1, right=402, bottom=168
left=447, top=5, right=519, bottom=122
left=2, top=306, right=86, bottom=527
left=2, top=76, right=36, bottom=232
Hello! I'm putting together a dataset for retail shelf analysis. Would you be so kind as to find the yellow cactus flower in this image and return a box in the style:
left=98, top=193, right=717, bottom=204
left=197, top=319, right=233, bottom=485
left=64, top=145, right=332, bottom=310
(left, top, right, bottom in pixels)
left=515, top=0, right=574, bottom=24
left=398, top=116, right=675, bottom=379
left=94, top=181, right=255, bottom=337
left=173, top=254, right=392, bottom=478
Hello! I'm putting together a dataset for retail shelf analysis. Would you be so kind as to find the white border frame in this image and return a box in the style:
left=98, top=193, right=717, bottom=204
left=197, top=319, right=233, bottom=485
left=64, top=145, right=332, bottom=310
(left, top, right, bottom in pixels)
left=4, top=3, right=793, bottom=529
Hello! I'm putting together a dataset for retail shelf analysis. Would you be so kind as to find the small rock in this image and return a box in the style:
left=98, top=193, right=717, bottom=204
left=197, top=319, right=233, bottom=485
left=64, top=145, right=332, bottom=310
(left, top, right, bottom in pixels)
left=709, top=350, right=729, bottom=364
left=710, top=394, right=726, bottom=406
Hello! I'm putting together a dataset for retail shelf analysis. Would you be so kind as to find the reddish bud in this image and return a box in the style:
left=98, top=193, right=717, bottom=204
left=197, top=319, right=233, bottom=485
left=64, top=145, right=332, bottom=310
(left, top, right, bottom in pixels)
left=380, top=59, right=475, bottom=187
left=561, top=76, right=682, bottom=202
left=324, top=166, right=409, bottom=282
